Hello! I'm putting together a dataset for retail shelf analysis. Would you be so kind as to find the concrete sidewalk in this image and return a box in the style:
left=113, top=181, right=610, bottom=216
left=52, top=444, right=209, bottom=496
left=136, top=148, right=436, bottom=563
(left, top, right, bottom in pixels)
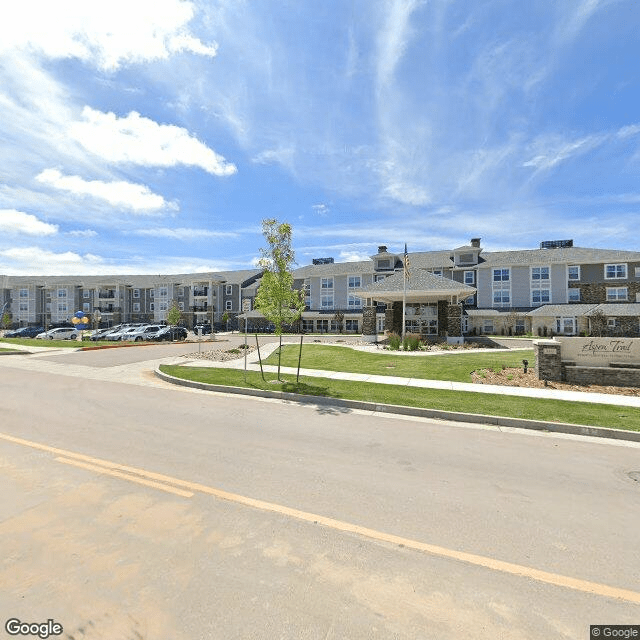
left=178, top=341, right=640, bottom=408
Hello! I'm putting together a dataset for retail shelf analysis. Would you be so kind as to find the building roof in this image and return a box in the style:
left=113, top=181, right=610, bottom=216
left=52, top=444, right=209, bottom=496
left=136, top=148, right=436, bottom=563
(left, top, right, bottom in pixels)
left=588, top=303, right=640, bottom=316
left=477, top=246, right=640, bottom=267
left=527, top=304, right=599, bottom=316
left=293, top=261, right=374, bottom=278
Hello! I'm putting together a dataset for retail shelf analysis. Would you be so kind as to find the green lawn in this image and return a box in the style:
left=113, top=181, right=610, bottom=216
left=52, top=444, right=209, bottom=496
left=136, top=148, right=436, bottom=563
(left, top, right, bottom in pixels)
left=159, top=365, right=640, bottom=431
left=263, top=344, right=535, bottom=382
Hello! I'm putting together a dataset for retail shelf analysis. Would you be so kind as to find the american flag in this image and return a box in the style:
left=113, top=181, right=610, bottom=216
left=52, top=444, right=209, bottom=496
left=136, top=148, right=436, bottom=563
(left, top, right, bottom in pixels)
left=403, top=243, right=411, bottom=280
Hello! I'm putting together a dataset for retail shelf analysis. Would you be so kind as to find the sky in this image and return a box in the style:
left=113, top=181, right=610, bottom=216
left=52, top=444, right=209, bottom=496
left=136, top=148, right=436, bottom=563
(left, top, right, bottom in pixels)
left=1, top=0, right=640, bottom=276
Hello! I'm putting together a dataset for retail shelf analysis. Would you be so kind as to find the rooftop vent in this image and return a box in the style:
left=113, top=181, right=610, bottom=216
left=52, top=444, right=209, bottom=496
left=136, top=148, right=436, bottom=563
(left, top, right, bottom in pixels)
left=540, top=239, right=573, bottom=249
left=312, top=257, right=334, bottom=265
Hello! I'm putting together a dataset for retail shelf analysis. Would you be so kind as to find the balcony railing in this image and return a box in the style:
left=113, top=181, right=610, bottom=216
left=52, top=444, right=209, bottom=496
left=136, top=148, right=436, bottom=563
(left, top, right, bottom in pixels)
left=193, top=288, right=208, bottom=297
left=97, top=291, right=115, bottom=299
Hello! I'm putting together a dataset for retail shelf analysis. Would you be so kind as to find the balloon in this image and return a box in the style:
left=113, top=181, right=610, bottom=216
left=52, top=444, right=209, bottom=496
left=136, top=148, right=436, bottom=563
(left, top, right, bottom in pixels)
left=75, top=310, right=84, bottom=318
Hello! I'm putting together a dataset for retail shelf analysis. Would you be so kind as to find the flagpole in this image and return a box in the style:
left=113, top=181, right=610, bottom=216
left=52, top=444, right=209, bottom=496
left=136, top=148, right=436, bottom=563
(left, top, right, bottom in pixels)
left=402, top=243, right=407, bottom=340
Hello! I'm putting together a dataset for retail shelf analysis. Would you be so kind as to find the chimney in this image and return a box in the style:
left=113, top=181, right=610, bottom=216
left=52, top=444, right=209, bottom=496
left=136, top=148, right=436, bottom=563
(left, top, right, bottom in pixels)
left=378, top=245, right=388, bottom=254
left=470, top=238, right=481, bottom=248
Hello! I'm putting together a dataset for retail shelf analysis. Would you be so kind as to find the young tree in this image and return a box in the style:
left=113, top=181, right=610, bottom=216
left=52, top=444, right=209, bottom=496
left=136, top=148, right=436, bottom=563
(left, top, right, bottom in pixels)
left=166, top=300, right=182, bottom=326
left=1, top=311, right=11, bottom=329
left=254, top=219, right=305, bottom=379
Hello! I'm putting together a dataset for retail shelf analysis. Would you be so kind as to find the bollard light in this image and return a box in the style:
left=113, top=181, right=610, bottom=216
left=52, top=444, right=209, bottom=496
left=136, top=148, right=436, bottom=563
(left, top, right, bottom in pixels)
left=522, top=359, right=529, bottom=373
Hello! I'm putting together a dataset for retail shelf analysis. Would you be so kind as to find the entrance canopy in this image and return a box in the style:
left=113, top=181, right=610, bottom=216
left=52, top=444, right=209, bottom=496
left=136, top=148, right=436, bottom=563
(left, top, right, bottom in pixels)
left=358, top=270, right=476, bottom=304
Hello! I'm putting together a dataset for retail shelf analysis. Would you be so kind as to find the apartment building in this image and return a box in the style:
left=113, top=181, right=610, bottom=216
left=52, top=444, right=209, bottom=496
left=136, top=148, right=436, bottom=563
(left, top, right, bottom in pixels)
left=3, top=238, right=640, bottom=337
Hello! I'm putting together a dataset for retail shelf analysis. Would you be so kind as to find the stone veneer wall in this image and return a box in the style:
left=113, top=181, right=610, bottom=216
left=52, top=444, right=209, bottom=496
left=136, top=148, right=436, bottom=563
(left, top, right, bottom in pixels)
left=437, top=301, right=448, bottom=337
left=569, top=282, right=640, bottom=304
left=534, top=340, right=562, bottom=381
left=447, top=304, right=462, bottom=337
left=361, top=305, right=377, bottom=336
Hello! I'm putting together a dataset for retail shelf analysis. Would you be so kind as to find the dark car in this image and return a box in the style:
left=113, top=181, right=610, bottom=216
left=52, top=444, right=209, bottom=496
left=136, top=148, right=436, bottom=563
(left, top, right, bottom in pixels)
left=194, top=323, right=212, bottom=335
left=4, top=326, right=45, bottom=338
left=154, top=326, right=188, bottom=341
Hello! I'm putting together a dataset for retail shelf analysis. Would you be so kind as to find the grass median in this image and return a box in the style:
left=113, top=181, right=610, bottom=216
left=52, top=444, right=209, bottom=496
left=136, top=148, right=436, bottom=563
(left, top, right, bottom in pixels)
left=263, top=344, right=535, bottom=382
left=159, top=365, right=640, bottom=431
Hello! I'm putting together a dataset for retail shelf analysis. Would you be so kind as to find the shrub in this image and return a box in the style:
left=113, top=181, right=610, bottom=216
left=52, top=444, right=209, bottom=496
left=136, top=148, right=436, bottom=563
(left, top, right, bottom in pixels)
left=387, top=332, right=402, bottom=350
left=403, top=332, right=421, bottom=351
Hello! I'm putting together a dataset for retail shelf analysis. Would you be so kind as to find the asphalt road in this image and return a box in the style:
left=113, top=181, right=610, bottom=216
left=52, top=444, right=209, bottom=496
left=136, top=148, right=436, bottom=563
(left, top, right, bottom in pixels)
left=0, top=351, right=639, bottom=639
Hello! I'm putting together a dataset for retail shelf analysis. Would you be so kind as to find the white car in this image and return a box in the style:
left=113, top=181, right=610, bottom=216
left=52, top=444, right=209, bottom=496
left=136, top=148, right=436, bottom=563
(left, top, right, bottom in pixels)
left=126, top=325, right=164, bottom=341
left=105, top=326, right=140, bottom=341
left=35, top=327, right=80, bottom=340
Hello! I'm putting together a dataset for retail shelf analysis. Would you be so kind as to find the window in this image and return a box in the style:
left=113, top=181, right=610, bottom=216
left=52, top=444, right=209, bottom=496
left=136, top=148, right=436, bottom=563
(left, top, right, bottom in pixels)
left=568, top=266, right=580, bottom=281
left=150, top=290, right=154, bottom=298
left=464, top=271, right=474, bottom=285
left=556, top=317, right=576, bottom=335
left=321, top=277, right=334, bottom=289
left=316, top=319, right=328, bottom=333
left=465, top=295, right=475, bottom=305
left=531, top=266, right=550, bottom=280
left=493, top=269, right=509, bottom=281
left=321, top=293, right=333, bottom=309
left=19, top=288, right=28, bottom=298
left=376, top=259, right=391, bottom=270
left=568, top=288, right=581, bottom=302
left=348, top=294, right=362, bottom=309
left=431, top=270, right=443, bottom=277
left=133, top=303, right=140, bottom=312
left=57, top=289, right=67, bottom=298
left=532, top=288, right=550, bottom=304
left=159, top=287, right=168, bottom=297
left=82, top=303, right=90, bottom=312
left=57, top=303, right=67, bottom=313
left=133, top=289, right=140, bottom=298
left=150, top=303, right=155, bottom=311
left=348, top=276, right=361, bottom=288
left=345, top=319, right=359, bottom=332
left=459, top=253, right=474, bottom=264
left=19, top=302, right=28, bottom=312
left=493, top=290, right=510, bottom=305
left=377, top=317, right=385, bottom=333
left=606, top=287, right=627, bottom=301
left=302, top=319, right=314, bottom=332
left=178, top=288, right=184, bottom=297
left=374, top=275, right=386, bottom=282
left=635, top=267, right=640, bottom=278
left=225, top=300, right=233, bottom=311
left=608, top=318, right=620, bottom=329
left=225, top=284, right=233, bottom=295
left=159, top=302, right=168, bottom=311
left=83, top=289, right=90, bottom=299
left=483, top=321, right=494, bottom=334
left=605, top=264, right=627, bottom=279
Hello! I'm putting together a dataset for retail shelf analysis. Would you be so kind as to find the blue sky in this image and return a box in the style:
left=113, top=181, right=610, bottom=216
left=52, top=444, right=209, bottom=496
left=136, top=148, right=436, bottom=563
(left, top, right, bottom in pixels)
left=1, top=0, right=640, bottom=275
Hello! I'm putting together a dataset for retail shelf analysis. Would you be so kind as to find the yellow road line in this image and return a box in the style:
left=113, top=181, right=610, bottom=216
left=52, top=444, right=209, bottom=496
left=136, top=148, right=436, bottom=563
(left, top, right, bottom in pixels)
left=55, top=457, right=194, bottom=498
left=2, top=430, right=639, bottom=605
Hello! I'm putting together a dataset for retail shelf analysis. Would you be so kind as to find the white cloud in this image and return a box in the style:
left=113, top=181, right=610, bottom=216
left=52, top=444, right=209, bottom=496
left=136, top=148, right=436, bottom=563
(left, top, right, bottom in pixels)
left=134, top=228, right=239, bottom=239
left=311, top=204, right=329, bottom=216
left=338, top=250, right=371, bottom=262
left=68, top=229, right=98, bottom=238
left=36, top=168, right=176, bottom=213
left=522, top=135, right=603, bottom=171
left=69, top=107, right=237, bottom=176
left=0, top=209, right=58, bottom=236
left=0, top=0, right=217, bottom=71
left=617, top=123, right=640, bottom=139
left=0, top=246, right=240, bottom=275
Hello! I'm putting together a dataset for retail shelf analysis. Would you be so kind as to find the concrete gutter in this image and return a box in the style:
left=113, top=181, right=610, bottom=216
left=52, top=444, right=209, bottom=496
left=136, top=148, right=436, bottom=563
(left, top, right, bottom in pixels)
left=154, top=368, right=640, bottom=444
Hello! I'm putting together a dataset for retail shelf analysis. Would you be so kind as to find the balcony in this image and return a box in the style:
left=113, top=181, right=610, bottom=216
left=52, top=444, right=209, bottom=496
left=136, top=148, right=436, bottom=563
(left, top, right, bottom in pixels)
left=193, top=288, right=208, bottom=297
left=97, top=290, right=116, bottom=299
left=191, top=304, right=208, bottom=312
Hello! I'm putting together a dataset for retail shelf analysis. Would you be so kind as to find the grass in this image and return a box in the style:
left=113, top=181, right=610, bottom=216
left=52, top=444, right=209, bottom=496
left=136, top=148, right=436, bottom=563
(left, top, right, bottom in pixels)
left=263, top=344, right=535, bottom=382
left=159, top=365, right=640, bottom=431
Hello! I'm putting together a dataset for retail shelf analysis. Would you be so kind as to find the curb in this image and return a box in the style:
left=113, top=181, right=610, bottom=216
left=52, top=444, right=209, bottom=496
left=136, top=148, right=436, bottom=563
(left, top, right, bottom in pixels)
left=154, top=369, right=640, bottom=444
left=0, top=350, right=29, bottom=356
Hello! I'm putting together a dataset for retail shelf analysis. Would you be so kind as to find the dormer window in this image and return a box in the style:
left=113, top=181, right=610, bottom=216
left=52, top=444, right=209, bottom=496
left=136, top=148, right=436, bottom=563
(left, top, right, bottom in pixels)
left=377, top=259, right=391, bottom=270
left=458, top=253, right=474, bottom=264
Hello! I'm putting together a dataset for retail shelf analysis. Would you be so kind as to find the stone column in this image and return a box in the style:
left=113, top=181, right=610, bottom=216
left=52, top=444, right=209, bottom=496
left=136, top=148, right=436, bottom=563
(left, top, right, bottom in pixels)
left=534, top=340, right=562, bottom=382
left=437, top=301, right=448, bottom=337
left=446, top=303, right=463, bottom=345
left=362, top=305, right=377, bottom=343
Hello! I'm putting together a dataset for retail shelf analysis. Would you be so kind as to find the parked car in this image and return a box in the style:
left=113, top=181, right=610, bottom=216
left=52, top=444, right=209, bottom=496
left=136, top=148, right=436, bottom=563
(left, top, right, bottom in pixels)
left=4, top=326, right=44, bottom=338
left=89, top=326, right=123, bottom=341
left=154, top=326, right=188, bottom=342
left=35, top=327, right=79, bottom=340
left=105, top=326, right=141, bottom=341
left=126, top=325, right=164, bottom=341
left=194, top=323, right=212, bottom=335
